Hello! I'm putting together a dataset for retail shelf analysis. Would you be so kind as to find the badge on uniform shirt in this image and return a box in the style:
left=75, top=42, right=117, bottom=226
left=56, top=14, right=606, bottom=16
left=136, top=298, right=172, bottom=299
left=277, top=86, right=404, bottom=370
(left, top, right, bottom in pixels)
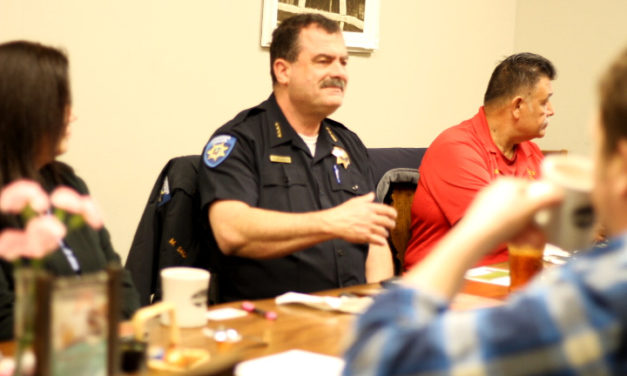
left=332, top=146, right=350, bottom=169
left=203, top=134, right=237, bottom=168
left=269, top=154, right=292, bottom=164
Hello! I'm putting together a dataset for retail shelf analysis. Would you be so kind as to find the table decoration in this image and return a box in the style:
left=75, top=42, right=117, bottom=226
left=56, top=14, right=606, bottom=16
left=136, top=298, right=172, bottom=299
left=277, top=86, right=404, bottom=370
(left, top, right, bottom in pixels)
left=0, top=180, right=103, bottom=375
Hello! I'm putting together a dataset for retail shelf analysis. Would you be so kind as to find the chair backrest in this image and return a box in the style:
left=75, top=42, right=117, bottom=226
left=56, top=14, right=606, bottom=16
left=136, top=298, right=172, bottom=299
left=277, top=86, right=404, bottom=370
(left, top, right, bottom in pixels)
left=375, top=168, right=420, bottom=275
left=368, top=148, right=426, bottom=185
left=368, top=148, right=425, bottom=275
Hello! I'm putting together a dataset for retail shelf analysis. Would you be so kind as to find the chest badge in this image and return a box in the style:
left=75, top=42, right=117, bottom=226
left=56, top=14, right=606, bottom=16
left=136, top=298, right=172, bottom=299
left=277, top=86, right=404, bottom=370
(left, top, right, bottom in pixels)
left=269, top=154, right=292, bottom=164
left=332, top=146, right=350, bottom=169
left=203, top=134, right=237, bottom=168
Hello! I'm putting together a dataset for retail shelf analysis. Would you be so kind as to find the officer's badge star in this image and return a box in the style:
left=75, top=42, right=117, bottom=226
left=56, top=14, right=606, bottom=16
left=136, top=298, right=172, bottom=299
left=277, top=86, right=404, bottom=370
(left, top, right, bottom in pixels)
left=207, top=143, right=229, bottom=161
left=332, top=146, right=350, bottom=169
left=203, top=134, right=237, bottom=168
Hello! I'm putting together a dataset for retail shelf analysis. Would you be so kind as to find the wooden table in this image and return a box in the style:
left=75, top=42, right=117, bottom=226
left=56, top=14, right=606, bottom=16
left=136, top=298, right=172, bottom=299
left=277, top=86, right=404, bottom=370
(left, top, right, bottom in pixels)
left=0, top=278, right=509, bottom=375
left=144, top=277, right=508, bottom=374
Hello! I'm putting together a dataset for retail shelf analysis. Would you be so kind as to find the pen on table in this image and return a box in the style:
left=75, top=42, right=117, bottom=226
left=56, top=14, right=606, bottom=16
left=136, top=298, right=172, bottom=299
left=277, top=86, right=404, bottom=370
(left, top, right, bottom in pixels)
left=241, top=301, right=277, bottom=320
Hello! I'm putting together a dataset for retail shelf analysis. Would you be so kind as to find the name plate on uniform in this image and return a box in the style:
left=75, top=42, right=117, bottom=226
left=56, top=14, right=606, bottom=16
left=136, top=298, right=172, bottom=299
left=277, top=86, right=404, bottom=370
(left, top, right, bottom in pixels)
left=269, top=155, right=292, bottom=164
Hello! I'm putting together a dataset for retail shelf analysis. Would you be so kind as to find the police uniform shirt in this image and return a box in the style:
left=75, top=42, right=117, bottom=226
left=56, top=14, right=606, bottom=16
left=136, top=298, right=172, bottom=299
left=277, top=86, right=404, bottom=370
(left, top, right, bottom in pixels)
left=198, top=94, right=375, bottom=302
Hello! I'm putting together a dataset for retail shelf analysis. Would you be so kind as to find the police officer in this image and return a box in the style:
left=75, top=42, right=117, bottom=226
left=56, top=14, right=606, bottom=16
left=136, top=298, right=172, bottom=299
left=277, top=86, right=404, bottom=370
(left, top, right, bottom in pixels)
left=198, top=13, right=396, bottom=302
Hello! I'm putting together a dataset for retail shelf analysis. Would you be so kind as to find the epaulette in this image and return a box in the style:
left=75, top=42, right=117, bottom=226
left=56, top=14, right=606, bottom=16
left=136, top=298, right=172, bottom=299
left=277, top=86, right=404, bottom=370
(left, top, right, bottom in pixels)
left=325, top=118, right=360, bottom=140
left=324, top=118, right=348, bottom=131
left=226, top=106, right=265, bottom=128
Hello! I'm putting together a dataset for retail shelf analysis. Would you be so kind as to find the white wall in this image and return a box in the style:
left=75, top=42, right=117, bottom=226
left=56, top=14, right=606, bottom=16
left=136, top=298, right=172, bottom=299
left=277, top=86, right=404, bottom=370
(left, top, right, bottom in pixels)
left=515, top=0, right=627, bottom=155
left=6, top=1, right=621, bottom=262
left=335, top=1, right=517, bottom=146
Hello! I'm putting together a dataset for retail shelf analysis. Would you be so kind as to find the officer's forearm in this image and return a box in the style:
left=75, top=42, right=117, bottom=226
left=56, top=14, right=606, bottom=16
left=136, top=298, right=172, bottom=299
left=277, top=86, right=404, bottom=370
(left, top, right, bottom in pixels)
left=209, top=200, right=336, bottom=259
left=365, top=243, right=394, bottom=282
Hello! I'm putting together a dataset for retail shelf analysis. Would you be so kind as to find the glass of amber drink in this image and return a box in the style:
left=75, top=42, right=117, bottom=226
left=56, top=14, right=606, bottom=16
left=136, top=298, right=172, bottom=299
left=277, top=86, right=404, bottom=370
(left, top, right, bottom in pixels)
left=508, top=244, right=543, bottom=292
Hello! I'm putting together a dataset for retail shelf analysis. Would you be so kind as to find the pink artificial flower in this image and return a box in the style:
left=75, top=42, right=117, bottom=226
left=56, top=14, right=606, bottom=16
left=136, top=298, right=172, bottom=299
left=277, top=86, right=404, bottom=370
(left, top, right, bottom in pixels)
left=0, top=229, right=29, bottom=261
left=50, top=186, right=84, bottom=214
left=24, top=215, right=66, bottom=259
left=81, top=197, right=104, bottom=230
left=0, top=180, right=50, bottom=215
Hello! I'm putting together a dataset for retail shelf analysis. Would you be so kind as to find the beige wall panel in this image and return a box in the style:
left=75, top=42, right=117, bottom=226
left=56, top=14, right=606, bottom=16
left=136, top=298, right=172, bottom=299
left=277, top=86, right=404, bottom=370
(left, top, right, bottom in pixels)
left=0, top=1, right=518, bottom=261
left=515, top=0, right=627, bottom=155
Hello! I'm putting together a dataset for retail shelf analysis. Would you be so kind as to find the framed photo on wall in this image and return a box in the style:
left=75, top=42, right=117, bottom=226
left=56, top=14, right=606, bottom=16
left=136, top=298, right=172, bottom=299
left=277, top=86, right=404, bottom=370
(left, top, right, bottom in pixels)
left=261, top=0, right=381, bottom=52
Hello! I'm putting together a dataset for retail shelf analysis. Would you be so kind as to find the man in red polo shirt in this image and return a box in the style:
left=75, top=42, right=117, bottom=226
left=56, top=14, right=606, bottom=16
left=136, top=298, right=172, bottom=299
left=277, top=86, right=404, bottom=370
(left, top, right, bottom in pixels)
left=405, top=53, right=556, bottom=270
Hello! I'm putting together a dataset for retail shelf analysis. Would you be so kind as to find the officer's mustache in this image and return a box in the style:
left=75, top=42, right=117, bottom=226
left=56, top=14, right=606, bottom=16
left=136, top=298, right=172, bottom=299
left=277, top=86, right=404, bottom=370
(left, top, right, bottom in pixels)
left=320, top=78, right=346, bottom=90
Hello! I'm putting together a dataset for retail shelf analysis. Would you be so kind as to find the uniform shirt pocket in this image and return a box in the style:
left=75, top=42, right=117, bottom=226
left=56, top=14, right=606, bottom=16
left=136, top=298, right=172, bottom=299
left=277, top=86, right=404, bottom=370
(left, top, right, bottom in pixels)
left=329, top=166, right=369, bottom=196
left=260, top=166, right=310, bottom=212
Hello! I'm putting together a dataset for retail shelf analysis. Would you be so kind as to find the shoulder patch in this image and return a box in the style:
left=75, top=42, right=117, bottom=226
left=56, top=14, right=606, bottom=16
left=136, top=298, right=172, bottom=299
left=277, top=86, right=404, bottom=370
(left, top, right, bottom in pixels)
left=203, top=134, right=237, bottom=168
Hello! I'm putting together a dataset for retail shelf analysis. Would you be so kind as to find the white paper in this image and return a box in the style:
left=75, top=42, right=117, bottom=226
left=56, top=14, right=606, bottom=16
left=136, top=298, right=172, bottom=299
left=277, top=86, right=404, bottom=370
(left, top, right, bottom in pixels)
left=464, top=266, right=510, bottom=286
left=543, top=243, right=570, bottom=265
left=234, top=350, right=344, bottom=376
left=275, top=292, right=373, bottom=314
left=206, top=307, right=248, bottom=321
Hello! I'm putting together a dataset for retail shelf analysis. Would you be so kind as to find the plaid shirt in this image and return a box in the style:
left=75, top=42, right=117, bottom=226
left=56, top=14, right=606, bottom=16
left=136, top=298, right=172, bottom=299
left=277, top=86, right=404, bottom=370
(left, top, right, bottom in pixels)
left=343, top=236, right=627, bottom=376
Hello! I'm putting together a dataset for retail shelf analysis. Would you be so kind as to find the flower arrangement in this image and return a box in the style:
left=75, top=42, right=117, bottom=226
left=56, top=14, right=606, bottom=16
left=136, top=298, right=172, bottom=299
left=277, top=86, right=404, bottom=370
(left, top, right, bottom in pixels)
left=0, top=179, right=103, bottom=376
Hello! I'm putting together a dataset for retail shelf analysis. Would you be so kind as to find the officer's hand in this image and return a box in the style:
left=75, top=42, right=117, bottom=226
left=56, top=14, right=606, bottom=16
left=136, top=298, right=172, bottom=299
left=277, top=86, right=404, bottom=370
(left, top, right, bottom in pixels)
left=325, top=192, right=397, bottom=246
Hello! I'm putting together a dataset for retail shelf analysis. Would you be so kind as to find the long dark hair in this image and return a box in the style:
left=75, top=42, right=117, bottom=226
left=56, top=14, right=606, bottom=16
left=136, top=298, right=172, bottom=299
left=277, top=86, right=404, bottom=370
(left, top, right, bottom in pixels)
left=0, top=40, right=71, bottom=188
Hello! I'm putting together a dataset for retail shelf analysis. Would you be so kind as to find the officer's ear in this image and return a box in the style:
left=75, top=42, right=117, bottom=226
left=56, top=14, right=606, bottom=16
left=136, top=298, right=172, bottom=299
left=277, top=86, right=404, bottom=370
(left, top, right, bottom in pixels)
left=273, top=58, right=291, bottom=86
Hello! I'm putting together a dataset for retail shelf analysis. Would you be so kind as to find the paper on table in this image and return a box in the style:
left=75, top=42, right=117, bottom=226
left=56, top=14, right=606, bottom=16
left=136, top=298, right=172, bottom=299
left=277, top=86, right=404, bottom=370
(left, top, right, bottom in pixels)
left=206, top=307, right=248, bottom=321
left=464, top=266, right=510, bottom=286
left=234, top=350, right=344, bottom=376
left=275, top=292, right=373, bottom=314
left=544, top=243, right=570, bottom=265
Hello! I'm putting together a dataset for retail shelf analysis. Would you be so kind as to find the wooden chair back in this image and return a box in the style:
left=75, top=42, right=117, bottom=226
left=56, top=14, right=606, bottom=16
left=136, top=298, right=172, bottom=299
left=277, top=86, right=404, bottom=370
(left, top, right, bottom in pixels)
left=387, top=183, right=416, bottom=273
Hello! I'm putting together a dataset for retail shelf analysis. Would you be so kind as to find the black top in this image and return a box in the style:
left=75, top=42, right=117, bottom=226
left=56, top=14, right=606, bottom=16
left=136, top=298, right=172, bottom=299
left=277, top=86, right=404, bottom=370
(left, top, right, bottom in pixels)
left=0, top=162, right=140, bottom=340
left=198, top=94, right=375, bottom=302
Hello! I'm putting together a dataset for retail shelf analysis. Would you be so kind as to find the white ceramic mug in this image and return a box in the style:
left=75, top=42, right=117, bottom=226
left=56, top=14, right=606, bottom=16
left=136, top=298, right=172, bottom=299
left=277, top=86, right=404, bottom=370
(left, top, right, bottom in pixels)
left=535, top=154, right=595, bottom=252
left=160, top=267, right=210, bottom=327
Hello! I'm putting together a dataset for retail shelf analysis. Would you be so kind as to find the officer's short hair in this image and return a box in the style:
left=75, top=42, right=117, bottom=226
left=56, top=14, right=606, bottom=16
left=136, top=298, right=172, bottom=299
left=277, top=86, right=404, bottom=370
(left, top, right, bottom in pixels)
left=269, top=13, right=341, bottom=85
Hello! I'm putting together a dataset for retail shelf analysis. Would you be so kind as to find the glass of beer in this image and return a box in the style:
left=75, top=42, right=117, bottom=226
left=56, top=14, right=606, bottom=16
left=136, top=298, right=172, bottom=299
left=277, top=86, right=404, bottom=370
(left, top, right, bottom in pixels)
left=508, top=244, right=543, bottom=292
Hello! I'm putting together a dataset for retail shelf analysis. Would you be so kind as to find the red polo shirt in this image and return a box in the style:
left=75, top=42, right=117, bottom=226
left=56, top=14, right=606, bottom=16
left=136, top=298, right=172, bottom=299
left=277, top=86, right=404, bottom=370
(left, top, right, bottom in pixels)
left=404, top=107, right=544, bottom=270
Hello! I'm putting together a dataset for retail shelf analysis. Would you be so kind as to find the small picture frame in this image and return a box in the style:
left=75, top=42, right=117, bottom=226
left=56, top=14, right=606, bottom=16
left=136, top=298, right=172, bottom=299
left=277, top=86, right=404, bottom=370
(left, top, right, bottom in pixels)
left=261, top=0, right=381, bottom=52
left=35, top=267, right=122, bottom=376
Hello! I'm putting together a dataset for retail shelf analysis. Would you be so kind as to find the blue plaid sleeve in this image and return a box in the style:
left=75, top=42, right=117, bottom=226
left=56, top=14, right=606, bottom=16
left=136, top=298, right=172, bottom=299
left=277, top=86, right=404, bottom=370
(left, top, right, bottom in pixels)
left=343, top=237, right=627, bottom=376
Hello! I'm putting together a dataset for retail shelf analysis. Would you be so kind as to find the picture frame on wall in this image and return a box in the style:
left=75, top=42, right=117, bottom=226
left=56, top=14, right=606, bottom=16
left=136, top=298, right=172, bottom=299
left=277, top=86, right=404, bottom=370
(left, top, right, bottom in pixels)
left=261, top=0, right=380, bottom=52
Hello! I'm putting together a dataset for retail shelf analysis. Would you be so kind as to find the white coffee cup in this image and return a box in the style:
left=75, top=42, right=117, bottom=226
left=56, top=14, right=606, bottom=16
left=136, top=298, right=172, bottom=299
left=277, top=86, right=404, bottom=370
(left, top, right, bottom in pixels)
left=535, top=154, right=595, bottom=252
left=160, top=267, right=210, bottom=327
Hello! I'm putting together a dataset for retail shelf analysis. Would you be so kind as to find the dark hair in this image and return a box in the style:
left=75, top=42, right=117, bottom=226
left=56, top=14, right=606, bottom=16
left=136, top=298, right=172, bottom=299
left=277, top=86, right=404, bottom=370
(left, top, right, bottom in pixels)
left=483, top=52, right=556, bottom=106
left=599, top=47, right=627, bottom=156
left=269, top=13, right=341, bottom=84
left=0, top=41, right=70, bottom=187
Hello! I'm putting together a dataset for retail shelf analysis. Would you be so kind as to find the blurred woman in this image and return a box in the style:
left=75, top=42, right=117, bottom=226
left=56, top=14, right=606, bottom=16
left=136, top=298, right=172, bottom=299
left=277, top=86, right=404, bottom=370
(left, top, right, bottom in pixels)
left=0, top=40, right=139, bottom=340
